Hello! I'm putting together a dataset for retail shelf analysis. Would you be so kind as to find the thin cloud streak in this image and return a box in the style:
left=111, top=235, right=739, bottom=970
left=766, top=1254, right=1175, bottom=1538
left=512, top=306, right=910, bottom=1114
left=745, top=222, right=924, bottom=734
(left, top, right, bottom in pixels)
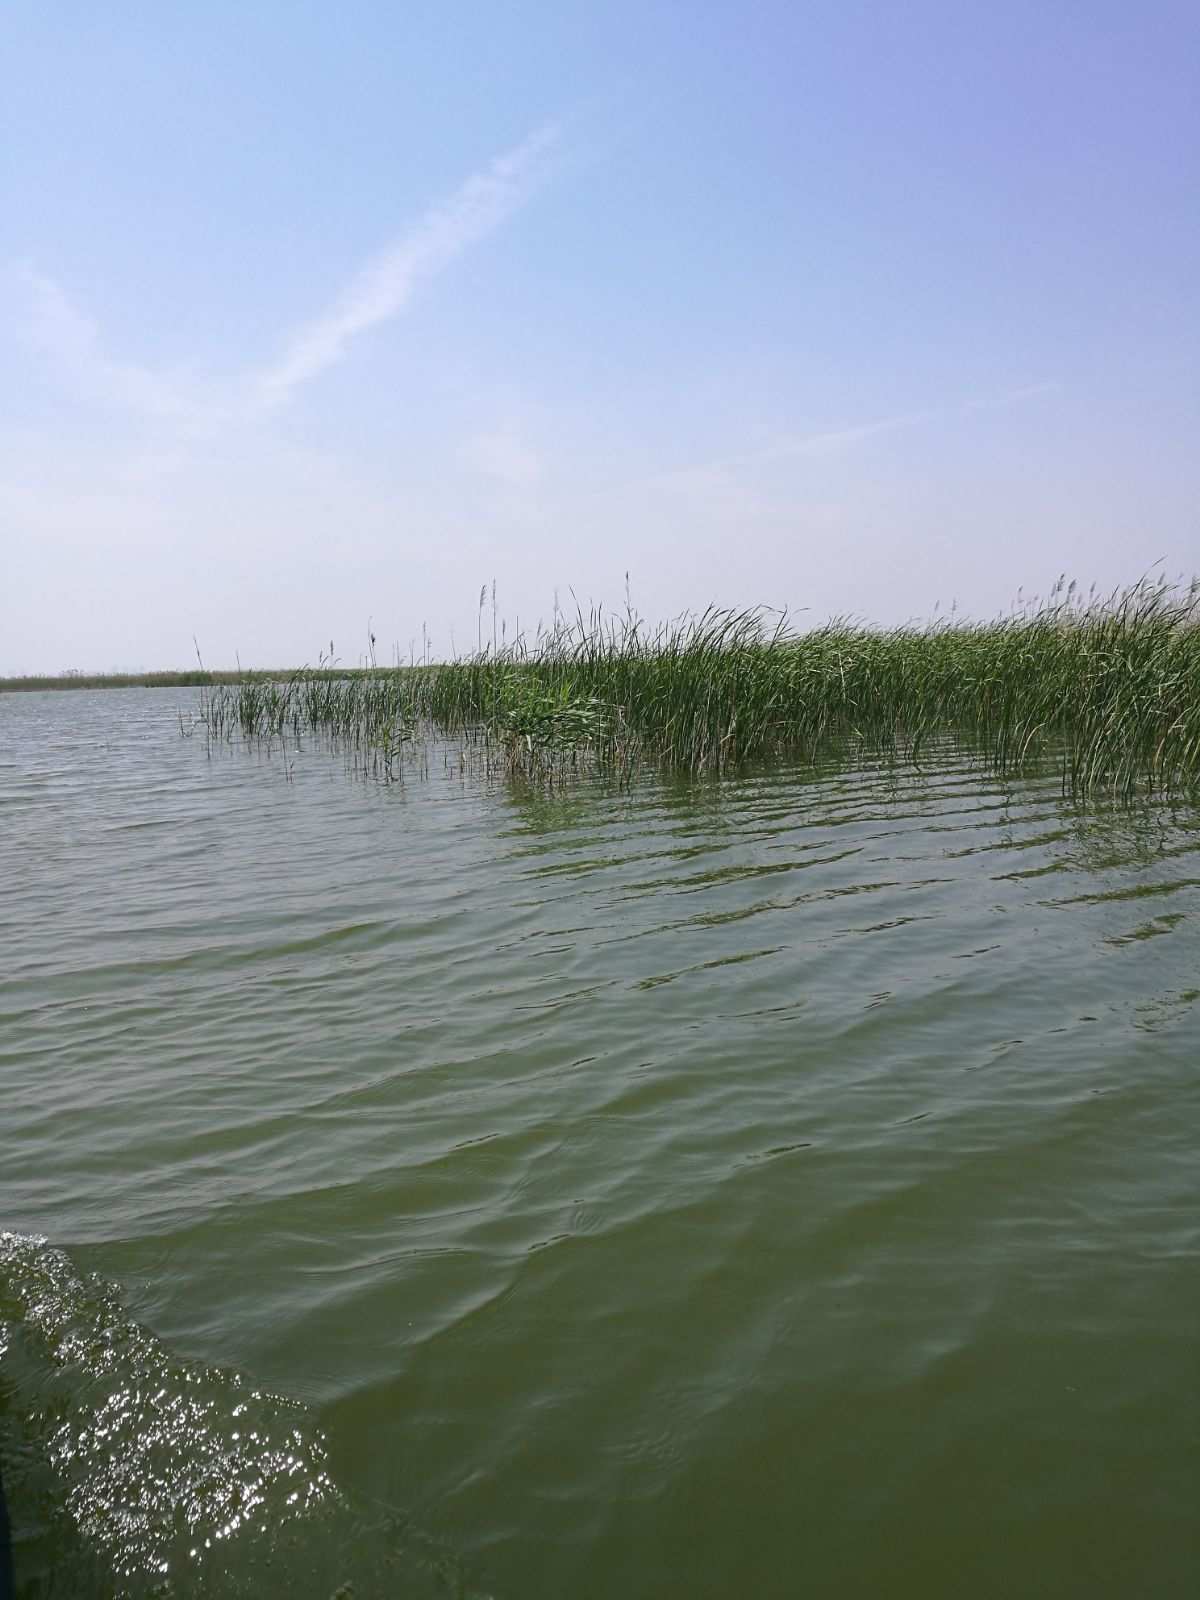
left=965, top=380, right=1062, bottom=411
left=737, top=411, right=931, bottom=466
left=652, top=410, right=929, bottom=496
left=254, top=124, right=561, bottom=407
left=656, top=383, right=1060, bottom=494
left=11, top=124, right=562, bottom=428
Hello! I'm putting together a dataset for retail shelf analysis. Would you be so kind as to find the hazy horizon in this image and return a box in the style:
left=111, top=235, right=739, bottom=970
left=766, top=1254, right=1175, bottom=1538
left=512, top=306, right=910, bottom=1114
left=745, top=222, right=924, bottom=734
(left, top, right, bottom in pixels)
left=4, top=2, right=1197, bottom=676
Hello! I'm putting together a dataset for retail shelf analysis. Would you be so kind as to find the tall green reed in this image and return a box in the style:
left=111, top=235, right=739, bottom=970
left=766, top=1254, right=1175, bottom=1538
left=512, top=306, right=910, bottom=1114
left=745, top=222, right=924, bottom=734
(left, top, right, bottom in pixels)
left=198, top=577, right=1200, bottom=796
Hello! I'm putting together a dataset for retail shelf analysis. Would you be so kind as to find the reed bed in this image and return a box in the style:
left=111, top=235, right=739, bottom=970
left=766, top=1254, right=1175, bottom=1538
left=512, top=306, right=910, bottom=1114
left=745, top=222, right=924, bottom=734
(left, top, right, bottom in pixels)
left=197, top=578, right=1200, bottom=797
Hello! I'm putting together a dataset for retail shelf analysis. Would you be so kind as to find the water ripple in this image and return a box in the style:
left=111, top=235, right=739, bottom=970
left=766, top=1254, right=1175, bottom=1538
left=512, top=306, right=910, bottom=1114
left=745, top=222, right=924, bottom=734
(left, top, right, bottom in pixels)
left=3, top=691, right=1199, bottom=1597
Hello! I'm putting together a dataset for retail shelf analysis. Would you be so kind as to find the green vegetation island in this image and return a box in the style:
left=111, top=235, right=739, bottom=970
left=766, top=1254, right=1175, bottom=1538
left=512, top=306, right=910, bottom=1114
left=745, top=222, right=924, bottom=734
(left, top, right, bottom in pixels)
left=176, top=577, right=1200, bottom=799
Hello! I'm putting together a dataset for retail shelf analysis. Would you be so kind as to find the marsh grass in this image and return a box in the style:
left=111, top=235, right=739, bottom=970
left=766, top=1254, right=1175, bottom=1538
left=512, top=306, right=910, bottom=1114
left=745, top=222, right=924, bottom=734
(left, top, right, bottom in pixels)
left=2, top=669, right=224, bottom=692
left=197, top=577, right=1200, bottom=797
left=0, top=666, right=402, bottom=693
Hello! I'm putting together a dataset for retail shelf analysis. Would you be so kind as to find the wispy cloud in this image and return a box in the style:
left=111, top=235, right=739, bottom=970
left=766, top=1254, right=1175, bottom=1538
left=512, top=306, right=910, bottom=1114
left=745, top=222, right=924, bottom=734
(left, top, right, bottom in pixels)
left=652, top=410, right=928, bottom=498
left=17, top=264, right=193, bottom=419
left=965, top=380, right=1061, bottom=411
left=254, top=124, right=560, bottom=407
left=732, top=411, right=930, bottom=468
left=10, top=124, right=562, bottom=428
left=656, top=384, right=1059, bottom=497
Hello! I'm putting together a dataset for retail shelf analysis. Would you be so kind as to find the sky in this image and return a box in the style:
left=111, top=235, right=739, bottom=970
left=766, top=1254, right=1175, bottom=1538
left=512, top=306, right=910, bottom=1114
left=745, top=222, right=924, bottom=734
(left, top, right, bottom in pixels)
left=2, top=0, right=1197, bottom=673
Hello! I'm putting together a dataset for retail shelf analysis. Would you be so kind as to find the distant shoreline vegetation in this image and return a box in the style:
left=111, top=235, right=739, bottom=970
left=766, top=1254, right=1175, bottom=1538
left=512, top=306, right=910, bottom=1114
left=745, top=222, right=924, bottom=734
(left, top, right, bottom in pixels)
left=0, top=667, right=392, bottom=693
left=186, top=576, right=1200, bottom=799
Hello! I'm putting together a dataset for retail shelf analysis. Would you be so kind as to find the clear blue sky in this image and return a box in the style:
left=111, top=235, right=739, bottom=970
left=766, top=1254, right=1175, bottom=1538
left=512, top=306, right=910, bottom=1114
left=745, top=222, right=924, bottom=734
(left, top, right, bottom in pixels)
left=3, top=1, right=1197, bottom=671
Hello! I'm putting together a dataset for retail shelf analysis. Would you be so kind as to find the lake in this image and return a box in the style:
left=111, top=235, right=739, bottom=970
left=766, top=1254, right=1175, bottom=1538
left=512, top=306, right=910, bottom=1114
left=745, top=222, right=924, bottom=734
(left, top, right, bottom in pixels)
left=2, top=688, right=1197, bottom=1597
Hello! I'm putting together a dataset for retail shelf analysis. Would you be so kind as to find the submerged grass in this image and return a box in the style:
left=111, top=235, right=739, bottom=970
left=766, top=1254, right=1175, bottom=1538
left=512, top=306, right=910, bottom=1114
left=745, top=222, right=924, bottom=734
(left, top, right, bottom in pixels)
left=197, top=578, right=1200, bottom=797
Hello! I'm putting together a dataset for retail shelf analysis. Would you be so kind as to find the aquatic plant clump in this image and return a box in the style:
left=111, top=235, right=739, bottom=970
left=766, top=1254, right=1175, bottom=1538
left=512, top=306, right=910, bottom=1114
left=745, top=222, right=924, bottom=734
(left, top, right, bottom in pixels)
left=199, top=578, right=1200, bottom=796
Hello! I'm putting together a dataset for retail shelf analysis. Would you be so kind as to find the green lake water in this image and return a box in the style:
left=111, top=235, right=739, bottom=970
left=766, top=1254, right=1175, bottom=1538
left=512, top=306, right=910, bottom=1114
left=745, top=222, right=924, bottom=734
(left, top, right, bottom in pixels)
left=1, top=688, right=1197, bottom=1598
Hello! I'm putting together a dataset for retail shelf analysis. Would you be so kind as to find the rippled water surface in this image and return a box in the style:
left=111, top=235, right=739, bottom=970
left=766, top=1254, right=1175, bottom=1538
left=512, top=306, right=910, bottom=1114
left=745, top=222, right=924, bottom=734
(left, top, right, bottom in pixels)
left=2, top=689, right=1198, bottom=1598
